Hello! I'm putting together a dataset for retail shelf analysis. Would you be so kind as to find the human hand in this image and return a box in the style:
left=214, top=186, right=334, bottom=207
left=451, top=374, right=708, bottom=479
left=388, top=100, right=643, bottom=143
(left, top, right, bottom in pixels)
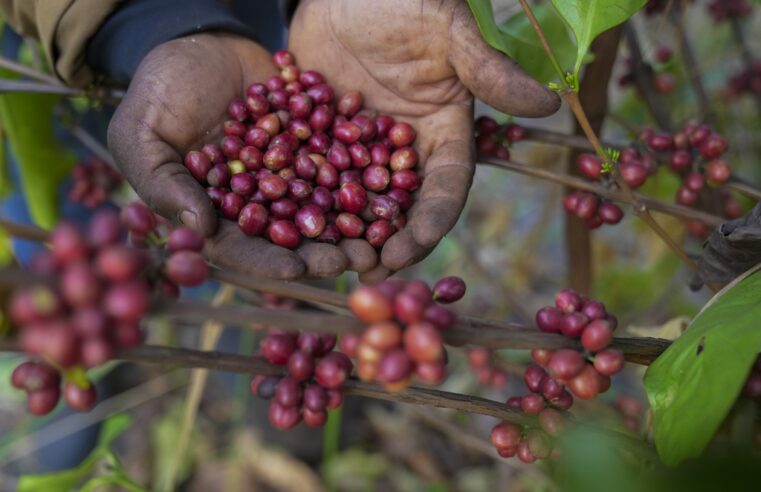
left=289, top=0, right=560, bottom=282
left=108, top=33, right=349, bottom=279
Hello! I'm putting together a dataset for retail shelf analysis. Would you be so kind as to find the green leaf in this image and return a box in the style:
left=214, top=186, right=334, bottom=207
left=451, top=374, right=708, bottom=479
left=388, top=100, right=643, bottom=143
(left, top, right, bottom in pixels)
left=550, top=0, right=647, bottom=75
left=0, top=69, right=77, bottom=229
left=17, top=414, right=132, bottom=492
left=644, top=267, right=761, bottom=465
left=465, top=0, right=512, bottom=56
left=499, top=4, right=577, bottom=83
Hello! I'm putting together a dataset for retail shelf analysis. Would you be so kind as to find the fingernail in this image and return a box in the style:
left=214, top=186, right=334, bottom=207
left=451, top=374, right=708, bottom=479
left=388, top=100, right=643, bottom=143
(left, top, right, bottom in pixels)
left=180, top=210, right=198, bottom=229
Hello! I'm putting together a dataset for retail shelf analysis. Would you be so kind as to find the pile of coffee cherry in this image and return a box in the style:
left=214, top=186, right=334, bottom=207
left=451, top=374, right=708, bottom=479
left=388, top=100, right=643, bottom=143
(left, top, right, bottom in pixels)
left=473, top=116, right=525, bottom=161
left=183, top=50, right=419, bottom=250
left=68, top=157, right=123, bottom=208
left=8, top=203, right=208, bottom=415
left=490, top=289, right=624, bottom=463
left=568, top=121, right=740, bottom=234
left=340, top=276, right=464, bottom=392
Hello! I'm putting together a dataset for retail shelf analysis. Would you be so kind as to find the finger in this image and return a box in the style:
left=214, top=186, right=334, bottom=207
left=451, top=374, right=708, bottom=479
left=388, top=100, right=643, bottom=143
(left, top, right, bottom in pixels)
left=296, top=242, right=348, bottom=278
left=449, top=3, right=560, bottom=117
left=204, top=220, right=306, bottom=280
left=358, top=264, right=393, bottom=285
left=339, top=239, right=379, bottom=273
left=107, top=102, right=218, bottom=236
left=380, top=226, right=434, bottom=271
left=410, top=134, right=474, bottom=248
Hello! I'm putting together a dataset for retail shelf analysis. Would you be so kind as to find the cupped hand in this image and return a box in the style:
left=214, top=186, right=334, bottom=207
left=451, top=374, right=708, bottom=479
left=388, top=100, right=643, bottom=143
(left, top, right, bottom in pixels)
left=289, top=0, right=561, bottom=282
left=108, top=33, right=349, bottom=279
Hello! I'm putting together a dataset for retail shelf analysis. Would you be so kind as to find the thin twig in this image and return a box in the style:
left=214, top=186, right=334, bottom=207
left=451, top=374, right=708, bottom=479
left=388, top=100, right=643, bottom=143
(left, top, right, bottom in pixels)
left=66, top=124, right=117, bottom=168
left=0, top=79, right=82, bottom=96
left=0, top=56, right=62, bottom=86
left=479, top=158, right=724, bottom=226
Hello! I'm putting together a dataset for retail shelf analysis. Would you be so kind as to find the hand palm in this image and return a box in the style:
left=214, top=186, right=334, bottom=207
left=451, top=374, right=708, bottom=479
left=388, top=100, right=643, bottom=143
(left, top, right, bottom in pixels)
left=290, top=0, right=559, bottom=279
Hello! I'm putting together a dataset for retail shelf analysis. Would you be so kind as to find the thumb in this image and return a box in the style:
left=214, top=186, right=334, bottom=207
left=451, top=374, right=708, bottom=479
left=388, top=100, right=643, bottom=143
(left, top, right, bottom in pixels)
left=108, top=105, right=218, bottom=236
left=449, top=3, right=561, bottom=117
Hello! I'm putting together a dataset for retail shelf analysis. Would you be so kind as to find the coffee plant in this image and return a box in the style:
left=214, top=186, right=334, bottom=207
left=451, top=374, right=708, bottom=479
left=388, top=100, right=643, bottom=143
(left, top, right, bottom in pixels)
left=0, top=1, right=760, bottom=490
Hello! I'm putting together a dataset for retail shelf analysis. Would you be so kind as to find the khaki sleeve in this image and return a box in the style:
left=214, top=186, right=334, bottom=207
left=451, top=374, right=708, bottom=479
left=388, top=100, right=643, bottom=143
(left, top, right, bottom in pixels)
left=0, top=0, right=123, bottom=87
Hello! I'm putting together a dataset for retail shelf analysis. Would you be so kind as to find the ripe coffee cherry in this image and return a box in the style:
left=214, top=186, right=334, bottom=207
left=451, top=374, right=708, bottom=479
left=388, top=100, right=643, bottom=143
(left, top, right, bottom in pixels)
left=377, top=348, right=413, bottom=384
left=60, top=262, right=100, bottom=307
left=388, top=122, right=416, bottom=147
left=238, top=203, right=269, bottom=236
left=619, top=163, right=648, bottom=189
left=568, top=365, right=602, bottom=400
left=95, top=245, right=145, bottom=282
left=104, top=280, right=150, bottom=322
left=270, top=198, right=298, bottom=219
left=303, top=408, right=328, bottom=428
left=491, top=422, right=522, bottom=451
left=81, top=337, right=115, bottom=368
left=580, top=300, right=606, bottom=321
left=423, top=303, right=456, bottom=330
left=555, top=289, right=581, bottom=313
left=535, top=307, right=562, bottom=333
left=51, top=222, right=90, bottom=264
left=577, top=154, right=602, bottom=180
left=220, top=192, right=245, bottom=220
left=684, top=172, right=705, bottom=193
left=532, top=349, right=552, bottom=366
left=521, top=394, right=545, bottom=415
left=295, top=205, right=326, bottom=238
left=369, top=195, right=399, bottom=221
left=540, top=375, right=564, bottom=399
left=362, top=321, right=403, bottom=352
left=349, top=286, right=393, bottom=322
left=87, top=211, right=122, bottom=248
left=524, top=364, right=547, bottom=393
left=255, top=376, right=280, bottom=399
left=560, top=313, right=588, bottom=338
left=676, top=186, right=698, bottom=206
left=262, top=334, right=296, bottom=365
left=594, top=348, right=625, bottom=376
left=547, top=349, right=585, bottom=380
left=475, top=134, right=497, bottom=156
left=403, top=322, right=443, bottom=363
left=386, top=188, right=413, bottom=211
left=268, top=401, right=301, bottom=430
left=432, top=276, right=466, bottom=304
left=504, top=123, right=525, bottom=142
left=165, top=251, right=208, bottom=287
left=366, top=220, right=395, bottom=247
left=699, top=135, right=728, bottom=159
left=389, top=147, right=418, bottom=171
left=581, top=319, right=614, bottom=352
left=303, top=384, right=328, bottom=412
left=598, top=202, right=624, bottom=225
left=705, top=159, right=731, bottom=184
left=206, top=163, right=231, bottom=188
left=475, top=116, right=499, bottom=135
left=275, top=377, right=303, bottom=407
left=335, top=213, right=365, bottom=238
left=390, top=170, right=420, bottom=191
left=63, top=382, right=97, bottom=412
left=338, top=182, right=368, bottom=214
left=184, top=151, right=213, bottom=183
left=393, top=292, right=426, bottom=325
left=669, top=149, right=693, bottom=172
left=337, top=91, right=363, bottom=117
left=315, top=352, right=353, bottom=389
left=228, top=98, right=249, bottom=121
left=27, top=387, right=61, bottom=416
left=167, top=227, right=204, bottom=252
left=267, top=220, right=301, bottom=249
left=647, top=131, right=674, bottom=151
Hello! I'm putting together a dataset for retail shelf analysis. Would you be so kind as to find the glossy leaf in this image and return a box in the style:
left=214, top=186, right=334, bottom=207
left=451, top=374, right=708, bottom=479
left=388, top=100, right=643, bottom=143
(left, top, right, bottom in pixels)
left=0, top=69, right=76, bottom=229
left=550, top=0, right=647, bottom=74
left=644, top=268, right=761, bottom=465
left=467, top=0, right=576, bottom=83
left=500, top=4, right=577, bottom=83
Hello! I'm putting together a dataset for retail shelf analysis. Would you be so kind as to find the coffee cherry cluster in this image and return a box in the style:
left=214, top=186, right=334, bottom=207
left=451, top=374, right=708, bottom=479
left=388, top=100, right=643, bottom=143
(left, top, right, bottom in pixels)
left=614, top=394, right=645, bottom=432
left=68, top=158, right=123, bottom=208
left=473, top=116, right=525, bottom=160
left=183, top=50, right=419, bottom=251
left=617, top=47, right=676, bottom=95
left=566, top=122, right=741, bottom=234
left=726, top=62, right=761, bottom=100
left=490, top=289, right=624, bottom=463
left=341, top=276, right=464, bottom=392
left=707, top=0, right=752, bottom=22
left=8, top=204, right=208, bottom=415
left=467, top=347, right=508, bottom=389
